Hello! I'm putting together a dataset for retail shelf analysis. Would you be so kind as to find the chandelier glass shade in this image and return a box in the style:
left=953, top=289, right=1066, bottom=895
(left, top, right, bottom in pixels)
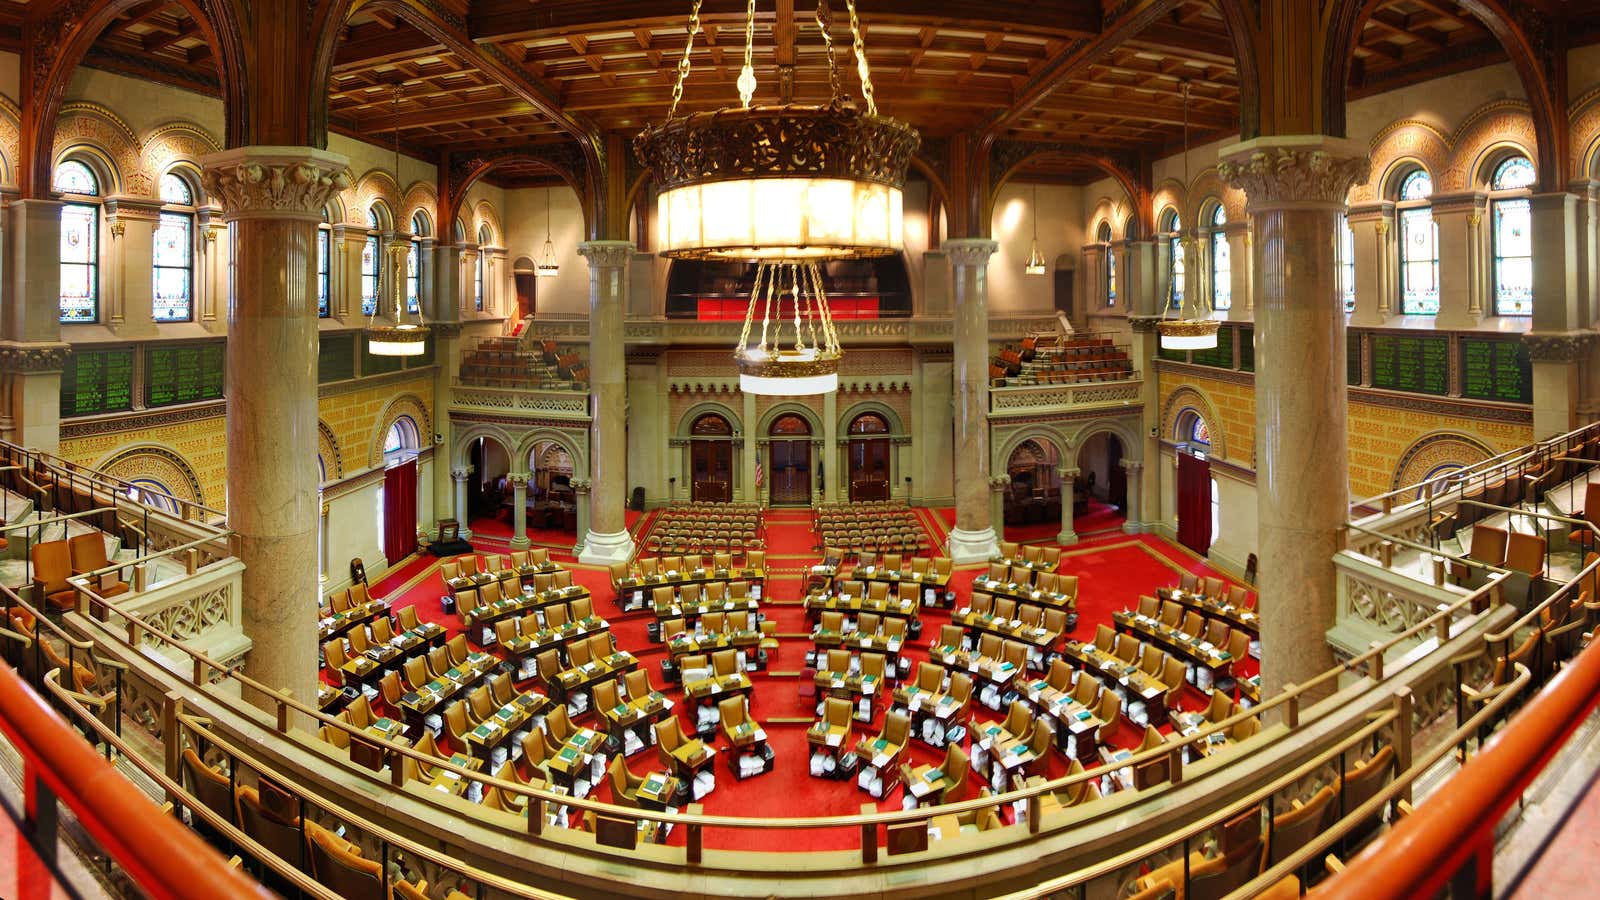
left=537, top=187, right=560, bottom=277
left=634, top=0, right=919, bottom=394
left=367, top=83, right=429, bottom=357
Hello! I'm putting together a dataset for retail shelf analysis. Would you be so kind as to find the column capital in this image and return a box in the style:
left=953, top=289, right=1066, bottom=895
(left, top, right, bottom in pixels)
left=199, top=146, right=351, bottom=223
left=1524, top=331, right=1595, bottom=363
left=1217, top=135, right=1370, bottom=210
left=450, top=467, right=471, bottom=482
left=988, top=474, right=1011, bottom=490
left=1057, top=466, right=1080, bottom=479
left=0, top=341, right=73, bottom=374
left=944, top=238, right=999, bottom=268
left=508, top=472, right=530, bottom=488
left=103, top=195, right=164, bottom=219
left=1128, top=314, right=1164, bottom=334
left=1345, top=200, right=1393, bottom=223
left=570, top=479, right=593, bottom=494
left=1428, top=191, right=1486, bottom=215
left=1120, top=458, right=1145, bottom=474
left=577, top=240, right=636, bottom=269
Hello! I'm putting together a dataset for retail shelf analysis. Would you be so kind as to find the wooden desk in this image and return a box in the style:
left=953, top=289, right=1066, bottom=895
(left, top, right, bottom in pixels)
left=463, top=585, right=592, bottom=647
left=1156, top=586, right=1260, bottom=639
left=634, top=771, right=680, bottom=811
left=905, top=764, right=951, bottom=807
left=615, top=567, right=768, bottom=612
left=803, top=589, right=919, bottom=624
left=547, top=728, right=605, bottom=797
left=318, top=599, right=388, bottom=642
left=462, top=693, right=552, bottom=764
left=425, top=753, right=481, bottom=797
left=968, top=577, right=1075, bottom=615
left=842, top=565, right=951, bottom=608
left=395, top=652, right=498, bottom=734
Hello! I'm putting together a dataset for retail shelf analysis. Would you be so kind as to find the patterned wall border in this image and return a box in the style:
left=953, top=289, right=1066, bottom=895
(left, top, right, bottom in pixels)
left=61, top=401, right=226, bottom=439
left=1390, top=431, right=1497, bottom=492
left=318, top=365, right=438, bottom=399
left=97, top=444, right=206, bottom=507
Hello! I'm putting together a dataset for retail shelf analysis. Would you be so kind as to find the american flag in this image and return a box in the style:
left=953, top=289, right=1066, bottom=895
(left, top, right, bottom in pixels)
left=754, top=457, right=764, bottom=488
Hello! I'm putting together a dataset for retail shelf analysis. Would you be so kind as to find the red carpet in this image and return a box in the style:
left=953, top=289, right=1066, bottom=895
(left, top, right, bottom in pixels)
left=348, top=508, right=1251, bottom=852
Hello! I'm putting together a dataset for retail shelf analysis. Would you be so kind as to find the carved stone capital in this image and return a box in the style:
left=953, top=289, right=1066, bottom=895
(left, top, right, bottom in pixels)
left=1218, top=136, right=1370, bottom=210
left=1128, top=315, right=1164, bottom=335
left=944, top=238, right=1000, bottom=269
left=450, top=467, right=471, bottom=481
left=199, top=147, right=352, bottom=223
left=577, top=240, right=636, bottom=269
left=1058, top=467, right=1081, bottom=480
left=508, top=473, right=530, bottom=488
left=1524, top=331, right=1596, bottom=363
left=1120, top=459, right=1145, bottom=474
left=988, top=474, right=1012, bottom=489
left=570, top=479, right=593, bottom=493
left=0, top=341, right=73, bottom=374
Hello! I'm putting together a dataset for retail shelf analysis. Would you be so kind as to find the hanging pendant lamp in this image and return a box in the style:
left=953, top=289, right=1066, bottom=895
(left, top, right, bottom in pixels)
left=537, top=187, right=560, bottom=277
left=367, top=83, right=428, bottom=357
left=1024, top=182, right=1047, bottom=275
left=634, top=0, right=919, bottom=395
left=1158, top=80, right=1218, bottom=351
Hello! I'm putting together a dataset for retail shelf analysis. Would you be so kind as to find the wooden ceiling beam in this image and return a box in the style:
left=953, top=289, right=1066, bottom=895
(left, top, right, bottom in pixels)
left=358, top=97, right=537, bottom=132
left=334, top=22, right=442, bottom=69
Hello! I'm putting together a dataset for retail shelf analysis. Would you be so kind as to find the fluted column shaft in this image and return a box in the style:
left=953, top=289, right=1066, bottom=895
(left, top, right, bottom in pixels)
left=451, top=467, right=471, bottom=537
left=1220, top=137, right=1369, bottom=703
left=201, top=147, right=350, bottom=719
left=509, top=473, right=530, bottom=549
left=1058, top=467, right=1079, bottom=546
left=578, top=241, right=636, bottom=564
left=945, top=238, right=1000, bottom=563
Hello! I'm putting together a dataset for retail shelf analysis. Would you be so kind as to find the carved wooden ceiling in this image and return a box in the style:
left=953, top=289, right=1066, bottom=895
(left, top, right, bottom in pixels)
left=45, top=0, right=1600, bottom=189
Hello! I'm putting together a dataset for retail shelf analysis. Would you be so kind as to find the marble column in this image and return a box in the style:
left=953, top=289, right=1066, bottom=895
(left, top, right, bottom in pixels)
left=945, top=238, right=1001, bottom=562
left=989, top=475, right=1010, bottom=543
left=1431, top=193, right=1486, bottom=330
left=451, top=467, right=472, bottom=538
left=1219, top=136, right=1369, bottom=704
left=578, top=241, right=636, bottom=564
left=741, top=391, right=757, bottom=503
left=1120, top=459, right=1145, bottom=534
left=572, top=479, right=592, bottom=551
left=201, top=147, right=350, bottom=720
left=1528, top=192, right=1584, bottom=438
left=823, top=390, right=839, bottom=503
left=3, top=199, right=69, bottom=452
left=1058, top=467, right=1079, bottom=546
left=509, top=473, right=530, bottom=549
left=1225, top=223, right=1253, bottom=321
left=1345, top=202, right=1393, bottom=326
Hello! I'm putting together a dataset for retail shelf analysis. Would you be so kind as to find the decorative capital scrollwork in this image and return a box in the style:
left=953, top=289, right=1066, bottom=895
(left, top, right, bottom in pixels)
left=450, top=467, right=471, bottom=482
left=1524, top=331, right=1595, bottom=363
left=569, top=478, right=593, bottom=494
left=199, top=147, right=352, bottom=223
left=944, top=238, right=999, bottom=269
left=0, top=341, right=72, bottom=374
left=988, top=473, right=1012, bottom=489
left=577, top=240, right=636, bottom=269
left=1218, top=137, right=1370, bottom=209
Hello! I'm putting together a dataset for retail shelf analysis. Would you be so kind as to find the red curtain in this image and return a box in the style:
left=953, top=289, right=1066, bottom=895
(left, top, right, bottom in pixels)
left=382, top=459, right=418, bottom=565
left=1177, top=452, right=1212, bottom=556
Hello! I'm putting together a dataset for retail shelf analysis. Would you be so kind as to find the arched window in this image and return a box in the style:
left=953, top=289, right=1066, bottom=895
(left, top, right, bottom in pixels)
left=1397, top=169, right=1438, bottom=315
left=55, top=159, right=101, bottom=323
left=125, top=478, right=179, bottom=515
left=407, top=212, right=428, bottom=314
left=475, top=224, right=491, bottom=312
left=317, top=207, right=332, bottom=318
left=1164, top=210, right=1184, bottom=310
left=1176, top=408, right=1211, bottom=456
left=154, top=171, right=196, bottom=322
left=1489, top=155, right=1535, bottom=316
left=362, top=205, right=385, bottom=316
left=1097, top=221, right=1115, bottom=307
left=1209, top=205, right=1231, bottom=311
left=1339, top=213, right=1355, bottom=313
left=383, top=415, right=420, bottom=464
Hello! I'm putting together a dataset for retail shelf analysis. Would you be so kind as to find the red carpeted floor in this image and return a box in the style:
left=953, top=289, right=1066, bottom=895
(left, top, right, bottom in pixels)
left=347, top=506, right=1253, bottom=853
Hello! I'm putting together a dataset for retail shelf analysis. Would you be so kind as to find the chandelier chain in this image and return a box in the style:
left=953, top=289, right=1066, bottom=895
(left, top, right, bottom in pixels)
left=816, top=0, right=841, bottom=104
left=843, top=0, right=876, bottom=115
left=738, top=0, right=757, bottom=107
left=668, top=0, right=704, bottom=120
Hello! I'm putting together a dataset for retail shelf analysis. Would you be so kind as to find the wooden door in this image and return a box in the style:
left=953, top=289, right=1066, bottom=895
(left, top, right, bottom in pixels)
left=848, top=438, right=891, bottom=501
left=1177, top=452, right=1212, bottom=556
left=769, top=440, right=811, bottom=505
left=690, top=440, right=732, bottom=502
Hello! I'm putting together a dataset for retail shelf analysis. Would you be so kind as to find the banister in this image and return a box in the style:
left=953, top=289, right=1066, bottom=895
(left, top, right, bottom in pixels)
left=1313, top=636, right=1600, bottom=898
left=0, top=662, right=274, bottom=900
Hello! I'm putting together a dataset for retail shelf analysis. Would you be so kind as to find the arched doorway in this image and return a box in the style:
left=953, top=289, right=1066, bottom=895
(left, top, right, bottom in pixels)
left=768, top=414, right=813, bottom=505
left=468, top=435, right=512, bottom=526
left=513, top=256, right=536, bottom=322
left=1002, top=439, right=1062, bottom=540
left=1075, top=430, right=1129, bottom=535
left=846, top=412, right=892, bottom=501
left=1174, top=410, right=1217, bottom=556
left=528, top=441, right=577, bottom=533
left=689, top=414, right=735, bottom=502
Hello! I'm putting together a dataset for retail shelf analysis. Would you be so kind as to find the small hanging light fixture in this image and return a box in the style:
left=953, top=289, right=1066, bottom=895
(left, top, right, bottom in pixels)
left=367, top=82, right=428, bottom=357
left=1024, top=182, right=1047, bottom=275
left=537, top=186, right=560, bottom=277
left=1158, top=79, right=1219, bottom=351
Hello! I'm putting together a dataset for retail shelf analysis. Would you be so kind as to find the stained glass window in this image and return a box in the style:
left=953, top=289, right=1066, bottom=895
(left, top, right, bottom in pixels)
left=1098, top=221, right=1115, bottom=306
left=153, top=213, right=193, bottom=322
left=317, top=212, right=331, bottom=318
left=362, top=206, right=381, bottom=316
left=1191, top=417, right=1211, bottom=447
left=1163, top=211, right=1184, bottom=310
left=1397, top=169, right=1438, bottom=315
left=1491, top=155, right=1535, bottom=316
left=475, top=225, right=490, bottom=312
left=408, top=212, right=427, bottom=315
left=1339, top=214, right=1355, bottom=313
left=1211, top=205, right=1231, bottom=311
left=159, top=172, right=191, bottom=205
left=55, top=161, right=100, bottom=324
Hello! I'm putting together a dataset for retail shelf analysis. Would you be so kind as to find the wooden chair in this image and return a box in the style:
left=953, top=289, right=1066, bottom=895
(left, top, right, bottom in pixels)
left=67, top=533, right=129, bottom=597
left=1264, top=785, right=1334, bottom=871
left=30, top=540, right=78, bottom=611
left=305, top=820, right=383, bottom=900
left=1452, top=525, right=1509, bottom=581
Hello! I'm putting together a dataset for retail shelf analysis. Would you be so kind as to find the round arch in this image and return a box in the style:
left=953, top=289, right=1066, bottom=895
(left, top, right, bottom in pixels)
left=677, top=401, right=744, bottom=437
left=368, top=394, right=431, bottom=468
left=838, top=400, right=904, bottom=437
left=348, top=169, right=402, bottom=226
left=96, top=443, right=206, bottom=508
left=1066, top=418, right=1145, bottom=464
left=1160, top=386, right=1229, bottom=461
left=1354, top=120, right=1451, bottom=203
left=52, top=103, right=139, bottom=196
left=317, top=420, right=344, bottom=481
left=399, top=182, right=439, bottom=235
left=1391, top=431, right=1497, bottom=493
left=139, top=121, right=221, bottom=196
left=513, top=428, right=589, bottom=480
left=473, top=200, right=505, bottom=246
left=445, top=156, right=588, bottom=246
left=24, top=0, right=244, bottom=198
left=991, top=150, right=1147, bottom=238
left=1446, top=100, right=1536, bottom=192
left=450, top=423, right=519, bottom=469
left=755, top=402, right=825, bottom=438
left=994, top=426, right=1072, bottom=476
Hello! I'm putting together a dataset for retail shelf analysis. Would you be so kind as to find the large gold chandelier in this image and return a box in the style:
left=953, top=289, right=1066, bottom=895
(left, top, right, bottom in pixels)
left=634, top=0, right=919, bottom=395
left=1158, top=80, right=1218, bottom=351
left=367, top=83, right=429, bottom=357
